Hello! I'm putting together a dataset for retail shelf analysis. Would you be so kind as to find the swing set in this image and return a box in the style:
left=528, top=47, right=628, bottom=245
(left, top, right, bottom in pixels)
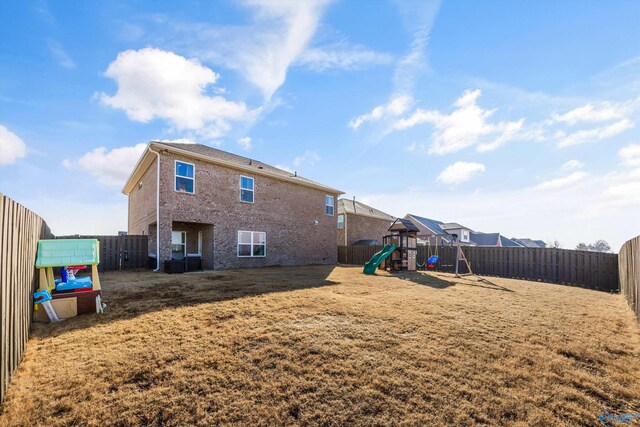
left=417, top=235, right=440, bottom=270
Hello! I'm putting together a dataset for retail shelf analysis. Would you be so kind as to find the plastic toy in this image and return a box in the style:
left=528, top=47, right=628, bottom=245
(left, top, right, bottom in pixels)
left=33, top=290, right=62, bottom=323
left=34, top=239, right=102, bottom=319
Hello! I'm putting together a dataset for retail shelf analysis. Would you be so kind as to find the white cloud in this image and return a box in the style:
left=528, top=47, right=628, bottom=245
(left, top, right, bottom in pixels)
left=293, top=150, right=321, bottom=168
left=561, top=159, right=584, bottom=170
left=0, top=125, right=27, bottom=165
left=556, top=118, right=633, bottom=147
left=97, top=48, right=253, bottom=140
left=437, top=161, right=486, bottom=185
left=552, top=102, right=628, bottom=125
left=618, top=144, right=640, bottom=167
left=297, top=42, right=393, bottom=72
left=535, top=171, right=588, bottom=190
left=394, top=89, right=525, bottom=154
left=238, top=136, right=252, bottom=150
left=349, top=95, right=413, bottom=129
left=63, top=143, right=147, bottom=187
left=46, top=39, right=76, bottom=69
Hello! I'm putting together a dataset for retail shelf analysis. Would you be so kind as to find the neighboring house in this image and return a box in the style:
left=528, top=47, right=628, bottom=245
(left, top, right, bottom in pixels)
left=406, top=214, right=524, bottom=248
left=123, top=141, right=343, bottom=270
left=337, top=198, right=395, bottom=246
left=404, top=214, right=457, bottom=245
left=470, top=232, right=522, bottom=247
left=440, top=222, right=473, bottom=245
left=511, top=238, right=547, bottom=248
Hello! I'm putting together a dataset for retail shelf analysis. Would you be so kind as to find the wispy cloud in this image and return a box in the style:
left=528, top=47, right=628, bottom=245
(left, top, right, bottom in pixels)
left=349, top=95, right=413, bottom=129
left=46, top=39, right=75, bottom=69
left=535, top=171, right=587, bottom=190
left=437, top=161, right=486, bottom=185
left=555, top=118, right=633, bottom=148
left=297, top=41, right=393, bottom=72
left=552, top=101, right=628, bottom=125
left=394, top=89, right=525, bottom=154
left=238, top=136, right=252, bottom=150
left=618, top=144, right=640, bottom=167
left=293, top=150, right=321, bottom=167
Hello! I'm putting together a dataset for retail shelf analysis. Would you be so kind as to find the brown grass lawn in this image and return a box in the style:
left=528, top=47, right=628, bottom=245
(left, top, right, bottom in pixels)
left=1, top=266, right=639, bottom=426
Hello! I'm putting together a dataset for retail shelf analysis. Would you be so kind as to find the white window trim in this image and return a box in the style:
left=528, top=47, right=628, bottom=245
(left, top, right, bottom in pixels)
left=237, top=230, right=267, bottom=258
left=239, top=175, right=255, bottom=204
left=174, top=160, right=195, bottom=194
left=325, top=195, right=334, bottom=216
left=337, top=214, right=345, bottom=229
left=171, top=231, right=187, bottom=257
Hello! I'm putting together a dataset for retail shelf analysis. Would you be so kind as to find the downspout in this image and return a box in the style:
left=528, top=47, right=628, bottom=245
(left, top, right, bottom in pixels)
left=150, top=148, right=161, bottom=272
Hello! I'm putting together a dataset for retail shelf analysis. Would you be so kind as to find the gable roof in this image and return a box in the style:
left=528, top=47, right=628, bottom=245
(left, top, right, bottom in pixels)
left=123, top=141, right=344, bottom=196
left=500, top=236, right=522, bottom=247
left=337, top=198, right=395, bottom=221
left=470, top=232, right=500, bottom=246
left=511, top=238, right=545, bottom=248
left=406, top=214, right=448, bottom=235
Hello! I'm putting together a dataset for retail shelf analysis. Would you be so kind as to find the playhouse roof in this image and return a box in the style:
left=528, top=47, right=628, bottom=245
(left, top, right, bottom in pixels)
left=389, top=218, right=420, bottom=233
left=35, top=239, right=100, bottom=267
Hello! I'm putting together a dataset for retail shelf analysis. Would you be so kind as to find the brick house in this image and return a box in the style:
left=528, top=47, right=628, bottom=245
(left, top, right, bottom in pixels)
left=123, top=141, right=343, bottom=270
left=337, top=198, right=395, bottom=246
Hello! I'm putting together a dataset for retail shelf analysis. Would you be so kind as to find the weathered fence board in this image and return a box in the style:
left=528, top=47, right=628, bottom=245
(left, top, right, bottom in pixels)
left=619, top=235, right=639, bottom=323
left=56, top=235, right=148, bottom=271
left=338, top=244, right=619, bottom=292
left=0, top=194, right=52, bottom=404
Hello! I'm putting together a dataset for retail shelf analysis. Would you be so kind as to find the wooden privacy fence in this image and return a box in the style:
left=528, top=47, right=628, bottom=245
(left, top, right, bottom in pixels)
left=0, top=194, right=53, bottom=404
left=338, top=245, right=619, bottom=291
left=618, top=235, right=639, bottom=322
left=56, top=235, right=148, bottom=272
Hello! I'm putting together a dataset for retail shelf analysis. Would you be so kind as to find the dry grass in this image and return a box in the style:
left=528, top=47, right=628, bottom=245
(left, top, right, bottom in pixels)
left=1, top=266, right=639, bottom=426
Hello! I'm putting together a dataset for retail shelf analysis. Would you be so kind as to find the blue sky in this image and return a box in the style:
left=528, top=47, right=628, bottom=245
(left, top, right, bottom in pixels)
left=1, top=0, right=639, bottom=250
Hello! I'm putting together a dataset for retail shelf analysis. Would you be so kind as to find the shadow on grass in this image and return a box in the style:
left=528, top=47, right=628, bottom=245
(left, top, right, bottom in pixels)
left=32, top=264, right=340, bottom=337
left=388, top=271, right=514, bottom=292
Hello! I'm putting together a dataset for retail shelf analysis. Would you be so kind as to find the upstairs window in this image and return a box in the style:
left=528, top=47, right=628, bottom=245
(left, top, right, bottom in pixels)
left=240, top=176, right=254, bottom=203
left=238, top=231, right=266, bottom=257
left=175, top=161, right=194, bottom=193
left=325, top=195, right=334, bottom=216
left=337, top=214, right=345, bottom=229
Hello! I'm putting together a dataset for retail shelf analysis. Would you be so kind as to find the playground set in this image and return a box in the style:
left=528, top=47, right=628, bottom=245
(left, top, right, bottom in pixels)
left=363, top=220, right=475, bottom=276
left=363, top=218, right=419, bottom=274
left=34, top=239, right=105, bottom=322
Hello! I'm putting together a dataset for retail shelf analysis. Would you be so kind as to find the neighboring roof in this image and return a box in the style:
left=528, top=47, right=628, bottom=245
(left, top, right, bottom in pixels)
left=389, top=218, right=420, bottom=233
left=35, top=239, right=100, bottom=267
left=406, top=214, right=448, bottom=235
left=123, top=141, right=344, bottom=196
left=470, top=232, right=500, bottom=246
left=337, top=199, right=395, bottom=221
left=352, top=239, right=382, bottom=246
left=499, top=236, right=522, bottom=247
left=533, top=240, right=547, bottom=248
left=511, top=238, right=545, bottom=248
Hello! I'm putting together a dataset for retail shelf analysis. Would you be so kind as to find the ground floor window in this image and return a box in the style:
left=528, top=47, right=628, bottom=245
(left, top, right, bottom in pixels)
left=337, top=214, right=344, bottom=229
left=172, top=231, right=186, bottom=259
left=238, top=231, right=266, bottom=257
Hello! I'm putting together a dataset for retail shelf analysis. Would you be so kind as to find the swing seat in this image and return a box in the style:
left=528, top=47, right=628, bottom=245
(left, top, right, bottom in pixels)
left=427, top=255, right=439, bottom=264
